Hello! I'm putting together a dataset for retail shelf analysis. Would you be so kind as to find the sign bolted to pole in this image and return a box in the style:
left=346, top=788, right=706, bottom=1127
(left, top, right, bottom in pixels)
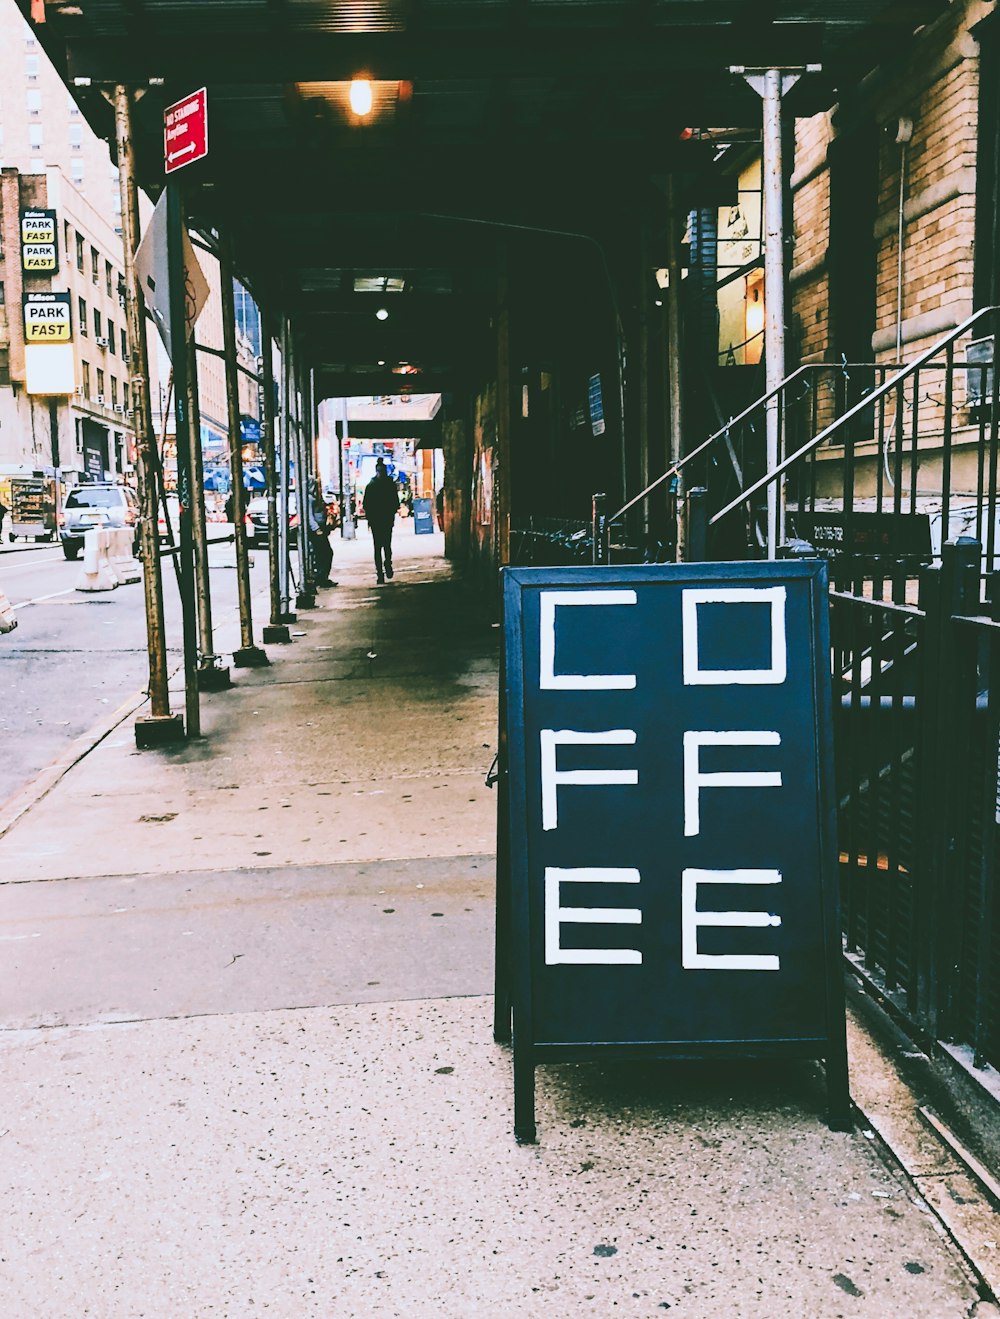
left=164, top=87, right=208, bottom=174
left=497, top=559, right=850, bottom=1143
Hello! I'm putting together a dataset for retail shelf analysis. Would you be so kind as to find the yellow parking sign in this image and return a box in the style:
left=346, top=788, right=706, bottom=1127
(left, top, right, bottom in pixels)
left=23, top=292, right=72, bottom=343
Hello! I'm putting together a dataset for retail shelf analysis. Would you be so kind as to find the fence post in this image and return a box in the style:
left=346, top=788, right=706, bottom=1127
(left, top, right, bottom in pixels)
left=591, top=492, right=607, bottom=565
left=685, top=487, right=708, bottom=562
left=916, top=537, right=980, bottom=1038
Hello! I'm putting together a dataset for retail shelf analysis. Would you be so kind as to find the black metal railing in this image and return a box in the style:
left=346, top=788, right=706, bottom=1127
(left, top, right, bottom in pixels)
left=833, top=538, right=1000, bottom=1073
left=600, top=305, right=1000, bottom=576
left=710, top=306, right=1000, bottom=574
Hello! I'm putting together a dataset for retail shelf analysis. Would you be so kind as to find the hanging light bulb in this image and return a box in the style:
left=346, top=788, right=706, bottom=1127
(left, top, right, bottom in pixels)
left=350, top=79, right=373, bottom=117
left=376, top=307, right=389, bottom=321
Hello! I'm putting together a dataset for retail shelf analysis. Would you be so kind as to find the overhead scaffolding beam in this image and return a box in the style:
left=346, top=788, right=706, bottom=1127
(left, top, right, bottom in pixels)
left=63, top=28, right=830, bottom=84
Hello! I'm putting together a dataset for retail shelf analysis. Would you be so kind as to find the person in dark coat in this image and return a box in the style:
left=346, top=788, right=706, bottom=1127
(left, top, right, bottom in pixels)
left=363, top=457, right=400, bottom=583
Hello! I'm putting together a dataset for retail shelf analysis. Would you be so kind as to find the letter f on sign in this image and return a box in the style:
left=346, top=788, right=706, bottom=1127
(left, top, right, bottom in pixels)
left=540, top=729, right=638, bottom=831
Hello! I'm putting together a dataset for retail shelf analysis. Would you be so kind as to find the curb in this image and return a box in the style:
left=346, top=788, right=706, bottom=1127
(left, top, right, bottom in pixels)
left=0, top=580, right=281, bottom=845
left=0, top=687, right=150, bottom=843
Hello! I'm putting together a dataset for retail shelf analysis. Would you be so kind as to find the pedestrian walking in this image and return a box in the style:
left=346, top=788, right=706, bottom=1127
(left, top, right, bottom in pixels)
left=363, top=457, right=399, bottom=584
left=308, top=477, right=336, bottom=587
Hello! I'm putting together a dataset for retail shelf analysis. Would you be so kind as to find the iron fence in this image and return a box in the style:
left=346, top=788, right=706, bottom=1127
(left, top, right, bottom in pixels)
left=832, top=539, right=1000, bottom=1073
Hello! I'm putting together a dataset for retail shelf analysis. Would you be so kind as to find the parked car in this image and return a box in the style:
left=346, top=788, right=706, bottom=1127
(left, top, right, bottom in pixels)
left=59, top=484, right=139, bottom=560
left=245, top=493, right=298, bottom=547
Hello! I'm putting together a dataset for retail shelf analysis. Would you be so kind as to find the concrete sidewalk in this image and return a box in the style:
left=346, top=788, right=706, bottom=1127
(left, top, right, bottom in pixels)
left=0, top=526, right=996, bottom=1318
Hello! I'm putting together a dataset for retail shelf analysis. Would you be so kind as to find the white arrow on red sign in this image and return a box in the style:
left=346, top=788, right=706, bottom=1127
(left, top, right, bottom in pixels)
left=164, top=88, right=208, bottom=175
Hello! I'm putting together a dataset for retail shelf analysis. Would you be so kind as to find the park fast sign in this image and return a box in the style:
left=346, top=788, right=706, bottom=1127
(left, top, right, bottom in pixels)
left=20, top=209, right=59, bottom=274
left=497, top=560, right=849, bottom=1143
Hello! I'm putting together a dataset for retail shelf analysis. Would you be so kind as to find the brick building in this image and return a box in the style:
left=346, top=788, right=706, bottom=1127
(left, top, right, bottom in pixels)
left=0, top=165, right=134, bottom=487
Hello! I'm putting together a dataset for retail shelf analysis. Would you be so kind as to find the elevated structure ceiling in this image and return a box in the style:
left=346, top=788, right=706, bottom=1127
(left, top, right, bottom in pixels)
left=22, top=0, right=941, bottom=400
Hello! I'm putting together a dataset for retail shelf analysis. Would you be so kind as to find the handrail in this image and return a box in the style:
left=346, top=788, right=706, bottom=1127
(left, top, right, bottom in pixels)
left=606, top=351, right=988, bottom=532
left=605, top=363, right=817, bottom=527
left=709, top=305, right=1000, bottom=529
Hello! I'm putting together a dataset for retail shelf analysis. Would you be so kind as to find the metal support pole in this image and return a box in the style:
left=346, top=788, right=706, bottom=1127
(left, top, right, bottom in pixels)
left=185, top=318, right=229, bottom=687
left=637, top=223, right=651, bottom=545
left=115, top=84, right=183, bottom=745
left=278, top=318, right=294, bottom=621
left=220, top=239, right=268, bottom=668
left=260, top=310, right=289, bottom=643
left=665, top=174, right=685, bottom=561
left=293, top=340, right=315, bottom=609
left=496, top=243, right=513, bottom=568
left=736, top=65, right=817, bottom=556
left=340, top=397, right=356, bottom=539
left=165, top=178, right=201, bottom=737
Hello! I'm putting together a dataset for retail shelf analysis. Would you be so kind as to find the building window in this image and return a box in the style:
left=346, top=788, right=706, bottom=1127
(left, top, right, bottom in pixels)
left=123, top=382, right=130, bottom=412
left=105, top=260, right=113, bottom=298
left=82, top=361, right=90, bottom=397
left=93, top=308, right=102, bottom=339
left=111, top=378, right=118, bottom=408
left=64, top=220, right=70, bottom=250
left=26, top=90, right=41, bottom=116
left=120, top=327, right=128, bottom=359
left=96, top=368, right=105, bottom=399
left=69, top=124, right=83, bottom=150
left=75, top=231, right=84, bottom=272
left=91, top=246, right=99, bottom=285
left=25, top=55, right=39, bottom=81
left=107, top=319, right=116, bottom=354
left=29, top=124, right=43, bottom=149
left=78, top=297, right=88, bottom=334
left=67, top=94, right=80, bottom=117
left=71, top=161, right=84, bottom=187
left=0, top=280, right=5, bottom=307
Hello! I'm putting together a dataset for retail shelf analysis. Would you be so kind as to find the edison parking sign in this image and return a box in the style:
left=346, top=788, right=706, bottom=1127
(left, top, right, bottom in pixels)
left=497, top=560, right=849, bottom=1142
left=23, top=291, right=72, bottom=342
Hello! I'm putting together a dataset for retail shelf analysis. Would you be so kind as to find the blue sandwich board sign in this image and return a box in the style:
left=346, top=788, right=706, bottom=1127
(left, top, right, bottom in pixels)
left=495, top=560, right=849, bottom=1143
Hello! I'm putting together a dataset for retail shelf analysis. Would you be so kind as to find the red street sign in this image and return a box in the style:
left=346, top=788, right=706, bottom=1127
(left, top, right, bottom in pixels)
left=164, top=88, right=208, bottom=175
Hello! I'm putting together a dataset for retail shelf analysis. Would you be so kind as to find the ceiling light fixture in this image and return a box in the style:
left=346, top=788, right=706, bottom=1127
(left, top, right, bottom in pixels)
left=350, top=79, right=373, bottom=116
left=375, top=307, right=389, bottom=321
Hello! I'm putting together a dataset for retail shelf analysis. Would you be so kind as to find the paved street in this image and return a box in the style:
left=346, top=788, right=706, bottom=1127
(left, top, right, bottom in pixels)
left=0, top=532, right=269, bottom=808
